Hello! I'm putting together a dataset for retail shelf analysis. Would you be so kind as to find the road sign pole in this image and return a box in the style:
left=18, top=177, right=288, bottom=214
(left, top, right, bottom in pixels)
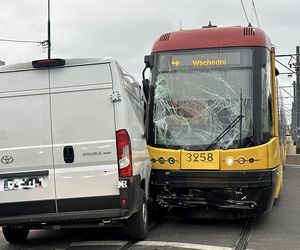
left=296, top=46, right=300, bottom=154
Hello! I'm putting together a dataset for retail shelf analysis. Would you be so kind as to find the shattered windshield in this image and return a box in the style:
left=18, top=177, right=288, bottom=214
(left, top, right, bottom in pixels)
left=152, top=48, right=254, bottom=150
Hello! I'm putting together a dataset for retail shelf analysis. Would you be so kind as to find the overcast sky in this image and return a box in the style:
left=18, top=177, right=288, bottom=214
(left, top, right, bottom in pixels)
left=0, top=0, right=298, bottom=121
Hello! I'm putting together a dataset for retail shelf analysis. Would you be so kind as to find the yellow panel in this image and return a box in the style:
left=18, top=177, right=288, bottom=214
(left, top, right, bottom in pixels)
left=274, top=165, right=283, bottom=199
left=148, top=146, right=181, bottom=170
left=148, top=138, right=282, bottom=171
left=220, top=144, right=268, bottom=170
left=267, top=137, right=281, bottom=168
left=181, top=150, right=220, bottom=170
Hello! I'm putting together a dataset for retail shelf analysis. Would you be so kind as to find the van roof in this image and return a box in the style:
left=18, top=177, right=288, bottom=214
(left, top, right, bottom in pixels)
left=0, top=57, right=117, bottom=73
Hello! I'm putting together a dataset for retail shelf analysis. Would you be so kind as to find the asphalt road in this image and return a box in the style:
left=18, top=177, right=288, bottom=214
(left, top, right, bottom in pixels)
left=0, top=164, right=299, bottom=250
left=248, top=164, right=300, bottom=250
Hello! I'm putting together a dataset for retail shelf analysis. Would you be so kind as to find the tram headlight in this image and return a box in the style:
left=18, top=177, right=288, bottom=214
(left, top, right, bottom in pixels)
left=249, top=158, right=255, bottom=163
left=225, top=156, right=234, bottom=166
left=168, top=157, right=176, bottom=164
left=158, top=157, right=165, bottom=164
left=238, top=157, right=246, bottom=165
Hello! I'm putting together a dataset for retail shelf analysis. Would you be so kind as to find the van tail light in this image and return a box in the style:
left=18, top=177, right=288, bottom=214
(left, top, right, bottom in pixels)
left=116, top=129, right=132, bottom=177
left=32, top=58, right=65, bottom=68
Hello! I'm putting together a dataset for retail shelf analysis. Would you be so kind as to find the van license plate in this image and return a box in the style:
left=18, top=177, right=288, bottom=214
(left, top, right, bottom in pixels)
left=3, top=177, right=46, bottom=191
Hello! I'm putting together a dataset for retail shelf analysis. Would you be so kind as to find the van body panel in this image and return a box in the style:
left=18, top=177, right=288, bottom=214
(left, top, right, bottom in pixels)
left=49, top=65, right=119, bottom=203
left=110, top=63, right=151, bottom=195
left=0, top=69, right=49, bottom=93
left=0, top=70, right=56, bottom=207
left=50, top=63, right=112, bottom=88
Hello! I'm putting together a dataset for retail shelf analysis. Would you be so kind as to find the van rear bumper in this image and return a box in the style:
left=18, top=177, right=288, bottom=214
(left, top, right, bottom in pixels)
left=0, top=209, right=130, bottom=226
left=0, top=175, right=142, bottom=227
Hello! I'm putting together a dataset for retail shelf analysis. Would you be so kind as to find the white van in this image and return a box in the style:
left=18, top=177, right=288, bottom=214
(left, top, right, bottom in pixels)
left=0, top=58, right=151, bottom=242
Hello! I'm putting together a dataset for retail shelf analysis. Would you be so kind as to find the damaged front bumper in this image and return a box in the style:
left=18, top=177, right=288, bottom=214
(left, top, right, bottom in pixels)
left=150, top=168, right=279, bottom=213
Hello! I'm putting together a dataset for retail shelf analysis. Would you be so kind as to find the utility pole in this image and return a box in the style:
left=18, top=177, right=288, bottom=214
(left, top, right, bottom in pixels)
left=296, top=46, right=300, bottom=154
left=292, top=81, right=296, bottom=144
left=276, top=48, right=300, bottom=154
left=47, top=0, right=51, bottom=59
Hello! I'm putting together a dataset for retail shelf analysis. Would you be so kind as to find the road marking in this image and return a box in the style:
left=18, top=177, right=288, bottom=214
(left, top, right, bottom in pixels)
left=287, top=164, right=300, bottom=168
left=69, top=240, right=128, bottom=247
left=64, top=240, right=254, bottom=250
left=135, top=241, right=232, bottom=250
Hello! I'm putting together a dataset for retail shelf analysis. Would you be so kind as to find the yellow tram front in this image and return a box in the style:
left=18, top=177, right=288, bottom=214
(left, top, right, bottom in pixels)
left=143, top=26, right=286, bottom=215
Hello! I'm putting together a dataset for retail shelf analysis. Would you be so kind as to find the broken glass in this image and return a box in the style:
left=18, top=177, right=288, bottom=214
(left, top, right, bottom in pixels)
left=152, top=48, right=254, bottom=150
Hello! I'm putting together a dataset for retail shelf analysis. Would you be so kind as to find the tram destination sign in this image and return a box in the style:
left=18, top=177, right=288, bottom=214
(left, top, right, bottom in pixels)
left=168, top=51, right=241, bottom=68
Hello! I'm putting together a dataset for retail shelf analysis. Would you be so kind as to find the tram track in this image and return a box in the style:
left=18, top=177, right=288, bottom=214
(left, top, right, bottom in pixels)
left=234, top=216, right=256, bottom=250
left=35, top=209, right=255, bottom=250
left=121, top=211, right=256, bottom=250
left=119, top=211, right=173, bottom=250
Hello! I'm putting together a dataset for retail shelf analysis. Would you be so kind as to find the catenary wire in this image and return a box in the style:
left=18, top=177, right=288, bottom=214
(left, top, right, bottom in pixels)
left=0, top=38, right=41, bottom=44
left=251, top=0, right=260, bottom=27
left=240, top=0, right=250, bottom=25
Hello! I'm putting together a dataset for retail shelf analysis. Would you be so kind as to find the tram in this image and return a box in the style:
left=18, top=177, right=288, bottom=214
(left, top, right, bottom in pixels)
left=142, top=24, right=287, bottom=215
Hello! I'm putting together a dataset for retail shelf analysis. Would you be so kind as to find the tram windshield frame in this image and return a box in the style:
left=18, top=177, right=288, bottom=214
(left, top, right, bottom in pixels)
left=147, top=47, right=257, bottom=150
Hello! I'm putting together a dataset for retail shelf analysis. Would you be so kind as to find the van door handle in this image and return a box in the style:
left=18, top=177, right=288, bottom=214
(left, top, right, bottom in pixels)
left=63, top=146, right=75, bottom=163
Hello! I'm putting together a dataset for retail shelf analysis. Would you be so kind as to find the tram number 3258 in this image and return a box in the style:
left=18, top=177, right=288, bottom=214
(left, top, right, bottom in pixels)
left=186, top=153, right=214, bottom=162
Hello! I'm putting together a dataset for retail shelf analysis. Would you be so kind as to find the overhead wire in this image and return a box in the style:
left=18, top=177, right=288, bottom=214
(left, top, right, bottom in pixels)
left=0, top=38, right=49, bottom=53
left=275, top=59, right=296, bottom=74
left=0, top=0, right=51, bottom=55
left=251, top=1, right=254, bottom=25
left=240, top=0, right=250, bottom=25
left=0, top=38, right=41, bottom=44
left=240, top=0, right=261, bottom=28
left=251, top=0, right=260, bottom=27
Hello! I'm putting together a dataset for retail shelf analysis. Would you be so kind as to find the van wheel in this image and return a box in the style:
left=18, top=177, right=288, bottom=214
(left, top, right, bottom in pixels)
left=128, top=190, right=148, bottom=240
left=2, top=226, right=29, bottom=244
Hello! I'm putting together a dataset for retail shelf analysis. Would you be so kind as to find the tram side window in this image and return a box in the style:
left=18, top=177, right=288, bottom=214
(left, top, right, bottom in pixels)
left=277, top=87, right=287, bottom=157
left=261, top=53, right=274, bottom=142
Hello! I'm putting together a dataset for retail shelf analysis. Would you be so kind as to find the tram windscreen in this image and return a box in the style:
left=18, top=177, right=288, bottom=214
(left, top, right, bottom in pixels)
left=151, top=48, right=254, bottom=150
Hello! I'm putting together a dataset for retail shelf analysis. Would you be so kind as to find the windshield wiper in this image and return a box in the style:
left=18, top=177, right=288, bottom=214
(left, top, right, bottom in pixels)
left=205, top=114, right=244, bottom=151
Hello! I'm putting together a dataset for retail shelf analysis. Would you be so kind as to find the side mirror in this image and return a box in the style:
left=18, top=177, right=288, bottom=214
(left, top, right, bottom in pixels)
left=142, top=55, right=153, bottom=103
left=142, top=79, right=150, bottom=102
left=144, top=55, right=154, bottom=69
left=275, top=68, right=279, bottom=76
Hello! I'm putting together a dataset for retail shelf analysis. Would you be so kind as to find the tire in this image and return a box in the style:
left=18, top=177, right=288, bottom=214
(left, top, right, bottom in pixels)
left=2, top=226, right=29, bottom=244
left=128, top=190, right=148, bottom=241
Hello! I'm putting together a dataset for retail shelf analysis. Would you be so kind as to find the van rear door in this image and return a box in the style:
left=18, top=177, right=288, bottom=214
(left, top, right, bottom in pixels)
left=0, top=68, right=56, bottom=217
left=49, top=62, right=120, bottom=213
